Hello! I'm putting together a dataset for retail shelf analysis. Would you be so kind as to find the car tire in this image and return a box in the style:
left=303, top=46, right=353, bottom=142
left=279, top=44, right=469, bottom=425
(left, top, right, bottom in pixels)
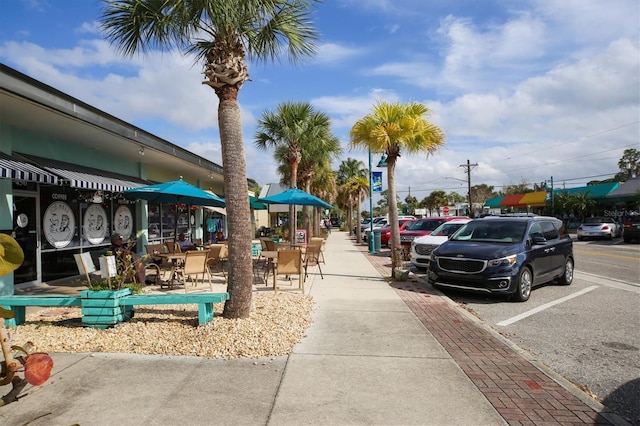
left=558, top=257, right=574, bottom=286
left=577, top=236, right=583, bottom=241
left=512, top=267, right=532, bottom=302
left=607, top=231, right=613, bottom=240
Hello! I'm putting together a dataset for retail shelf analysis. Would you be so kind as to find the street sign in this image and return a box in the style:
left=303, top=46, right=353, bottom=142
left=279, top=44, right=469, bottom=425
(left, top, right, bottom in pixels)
left=443, top=206, right=450, bottom=215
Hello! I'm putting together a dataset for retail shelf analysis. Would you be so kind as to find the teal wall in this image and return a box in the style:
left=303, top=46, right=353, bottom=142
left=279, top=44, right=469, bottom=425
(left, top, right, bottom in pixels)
left=5, top=123, right=143, bottom=178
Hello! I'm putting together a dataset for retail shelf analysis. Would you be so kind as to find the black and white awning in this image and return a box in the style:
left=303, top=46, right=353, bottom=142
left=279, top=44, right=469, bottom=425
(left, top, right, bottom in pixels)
left=18, top=153, right=149, bottom=193
left=0, top=152, right=58, bottom=184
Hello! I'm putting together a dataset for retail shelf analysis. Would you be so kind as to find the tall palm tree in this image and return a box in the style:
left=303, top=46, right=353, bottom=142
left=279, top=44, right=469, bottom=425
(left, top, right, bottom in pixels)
left=310, top=163, right=337, bottom=236
left=337, top=158, right=367, bottom=240
left=255, top=101, right=334, bottom=241
left=100, top=0, right=320, bottom=319
left=350, top=101, right=446, bottom=272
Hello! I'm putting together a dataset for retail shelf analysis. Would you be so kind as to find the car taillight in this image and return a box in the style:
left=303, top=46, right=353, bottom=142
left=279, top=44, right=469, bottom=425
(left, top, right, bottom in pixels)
left=623, top=221, right=631, bottom=228
left=602, top=225, right=610, bottom=230
left=577, top=226, right=583, bottom=231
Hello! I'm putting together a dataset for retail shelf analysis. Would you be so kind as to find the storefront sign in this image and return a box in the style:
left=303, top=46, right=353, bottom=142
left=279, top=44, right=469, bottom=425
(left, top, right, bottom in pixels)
left=43, top=201, right=75, bottom=248
left=84, top=204, right=107, bottom=245
left=114, top=205, right=133, bottom=239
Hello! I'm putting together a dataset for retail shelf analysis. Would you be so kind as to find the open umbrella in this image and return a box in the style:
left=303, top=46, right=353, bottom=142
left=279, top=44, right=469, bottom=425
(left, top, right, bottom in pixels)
left=122, top=179, right=226, bottom=241
left=122, top=179, right=225, bottom=207
left=258, top=188, right=333, bottom=209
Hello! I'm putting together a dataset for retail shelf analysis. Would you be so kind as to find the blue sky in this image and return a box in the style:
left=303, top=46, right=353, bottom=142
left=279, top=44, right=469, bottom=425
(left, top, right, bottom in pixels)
left=1, top=0, right=638, bottom=203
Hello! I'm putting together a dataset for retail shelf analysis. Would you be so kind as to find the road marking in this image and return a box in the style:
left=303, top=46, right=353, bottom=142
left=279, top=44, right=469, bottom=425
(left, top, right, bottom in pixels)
left=496, top=286, right=599, bottom=327
left=574, top=248, right=639, bottom=261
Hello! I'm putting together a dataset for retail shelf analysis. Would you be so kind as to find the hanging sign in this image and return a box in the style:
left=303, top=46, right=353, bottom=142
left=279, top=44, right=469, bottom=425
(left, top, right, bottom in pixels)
left=372, top=172, right=383, bottom=192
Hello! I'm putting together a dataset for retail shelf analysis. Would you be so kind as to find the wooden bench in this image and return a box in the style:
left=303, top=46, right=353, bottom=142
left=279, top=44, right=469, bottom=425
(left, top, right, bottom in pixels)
left=120, top=293, right=229, bottom=325
left=0, top=292, right=229, bottom=328
left=0, top=295, right=82, bottom=327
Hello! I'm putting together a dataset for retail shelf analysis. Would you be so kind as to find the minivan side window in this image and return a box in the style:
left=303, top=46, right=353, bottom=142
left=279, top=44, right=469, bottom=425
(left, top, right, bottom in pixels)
left=541, top=221, right=559, bottom=240
left=528, top=223, right=544, bottom=240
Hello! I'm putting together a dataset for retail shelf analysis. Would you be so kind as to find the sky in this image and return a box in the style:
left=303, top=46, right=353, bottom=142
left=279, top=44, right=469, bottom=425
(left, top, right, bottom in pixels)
left=0, top=0, right=638, bottom=205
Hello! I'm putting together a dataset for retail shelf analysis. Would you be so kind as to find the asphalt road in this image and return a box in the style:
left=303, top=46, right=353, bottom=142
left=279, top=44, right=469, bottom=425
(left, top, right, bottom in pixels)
left=413, top=237, right=640, bottom=424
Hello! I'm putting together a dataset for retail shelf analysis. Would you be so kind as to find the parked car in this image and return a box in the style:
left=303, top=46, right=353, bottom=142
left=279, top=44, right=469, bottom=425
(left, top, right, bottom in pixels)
left=576, top=216, right=621, bottom=240
left=330, top=217, right=341, bottom=228
left=427, top=215, right=574, bottom=302
left=622, top=215, right=640, bottom=243
left=363, top=219, right=388, bottom=242
left=410, top=218, right=472, bottom=270
left=400, top=216, right=468, bottom=247
left=356, top=216, right=385, bottom=234
left=378, top=219, right=417, bottom=247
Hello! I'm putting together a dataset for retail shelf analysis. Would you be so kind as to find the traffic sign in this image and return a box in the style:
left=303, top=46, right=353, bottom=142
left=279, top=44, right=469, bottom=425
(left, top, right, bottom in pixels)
left=443, top=206, right=450, bottom=215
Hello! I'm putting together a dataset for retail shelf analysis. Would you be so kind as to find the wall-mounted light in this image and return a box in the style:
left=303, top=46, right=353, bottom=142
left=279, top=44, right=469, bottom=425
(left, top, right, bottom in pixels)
left=138, top=146, right=145, bottom=156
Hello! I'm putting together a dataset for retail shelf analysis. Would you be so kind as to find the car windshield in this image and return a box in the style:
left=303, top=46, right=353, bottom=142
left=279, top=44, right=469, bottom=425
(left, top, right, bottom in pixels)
left=406, top=219, right=443, bottom=231
left=431, top=222, right=466, bottom=237
left=451, top=221, right=527, bottom=243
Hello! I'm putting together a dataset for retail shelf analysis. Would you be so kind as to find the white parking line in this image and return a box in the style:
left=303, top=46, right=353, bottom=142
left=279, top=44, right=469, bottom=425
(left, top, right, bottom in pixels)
left=496, top=286, right=599, bottom=327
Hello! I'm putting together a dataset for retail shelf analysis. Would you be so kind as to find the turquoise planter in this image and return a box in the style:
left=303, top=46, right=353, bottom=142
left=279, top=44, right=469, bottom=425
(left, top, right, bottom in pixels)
left=80, top=288, right=134, bottom=329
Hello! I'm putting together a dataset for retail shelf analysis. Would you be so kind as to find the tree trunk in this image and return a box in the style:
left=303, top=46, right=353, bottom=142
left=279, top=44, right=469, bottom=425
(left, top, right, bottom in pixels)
left=387, top=157, right=401, bottom=271
left=288, top=163, right=299, bottom=243
left=304, top=180, right=312, bottom=241
left=218, top=97, right=253, bottom=319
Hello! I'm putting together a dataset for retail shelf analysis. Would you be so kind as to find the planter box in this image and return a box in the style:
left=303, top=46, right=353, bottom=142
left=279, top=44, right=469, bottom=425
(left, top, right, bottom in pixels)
left=80, top=288, right=134, bottom=329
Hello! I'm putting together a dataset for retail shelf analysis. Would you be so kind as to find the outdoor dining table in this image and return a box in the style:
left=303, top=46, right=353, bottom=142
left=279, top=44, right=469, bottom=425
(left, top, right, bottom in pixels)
left=159, top=253, right=187, bottom=288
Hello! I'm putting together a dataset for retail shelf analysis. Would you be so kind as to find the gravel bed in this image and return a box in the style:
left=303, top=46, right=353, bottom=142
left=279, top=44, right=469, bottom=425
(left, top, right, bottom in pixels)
left=8, top=292, right=314, bottom=359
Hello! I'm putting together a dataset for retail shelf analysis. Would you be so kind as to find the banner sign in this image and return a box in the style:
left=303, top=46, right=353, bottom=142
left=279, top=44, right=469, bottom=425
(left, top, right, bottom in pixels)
left=372, top=172, right=383, bottom=192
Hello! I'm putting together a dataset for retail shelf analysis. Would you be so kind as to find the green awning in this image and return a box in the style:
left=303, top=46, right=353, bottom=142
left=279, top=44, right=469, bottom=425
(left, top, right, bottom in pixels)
left=484, top=196, right=504, bottom=208
left=554, top=182, right=619, bottom=199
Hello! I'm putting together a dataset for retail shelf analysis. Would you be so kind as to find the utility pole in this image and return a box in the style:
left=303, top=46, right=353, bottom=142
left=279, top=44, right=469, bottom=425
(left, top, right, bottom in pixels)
left=460, top=159, right=478, bottom=216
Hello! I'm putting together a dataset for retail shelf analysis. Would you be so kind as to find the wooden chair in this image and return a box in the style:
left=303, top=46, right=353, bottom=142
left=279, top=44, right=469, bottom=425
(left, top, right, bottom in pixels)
left=303, top=243, right=324, bottom=282
left=175, top=250, right=211, bottom=293
left=273, top=250, right=303, bottom=293
left=206, top=244, right=226, bottom=279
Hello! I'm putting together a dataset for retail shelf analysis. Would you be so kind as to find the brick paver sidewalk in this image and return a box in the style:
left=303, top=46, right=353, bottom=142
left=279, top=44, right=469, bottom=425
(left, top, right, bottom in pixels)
left=356, top=239, right=626, bottom=426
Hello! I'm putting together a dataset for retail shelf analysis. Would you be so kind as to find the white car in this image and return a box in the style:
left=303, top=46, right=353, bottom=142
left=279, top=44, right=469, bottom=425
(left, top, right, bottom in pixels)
left=410, top=218, right=472, bottom=270
left=577, top=217, right=621, bottom=240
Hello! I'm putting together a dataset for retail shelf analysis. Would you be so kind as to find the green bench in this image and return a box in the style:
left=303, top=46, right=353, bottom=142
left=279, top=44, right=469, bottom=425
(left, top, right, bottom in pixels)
left=0, top=292, right=229, bottom=328
left=0, top=295, right=83, bottom=327
left=120, top=293, right=229, bottom=325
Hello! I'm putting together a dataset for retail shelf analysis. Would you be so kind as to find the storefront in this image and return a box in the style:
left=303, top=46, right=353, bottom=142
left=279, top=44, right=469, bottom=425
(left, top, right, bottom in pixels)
left=1, top=64, right=226, bottom=293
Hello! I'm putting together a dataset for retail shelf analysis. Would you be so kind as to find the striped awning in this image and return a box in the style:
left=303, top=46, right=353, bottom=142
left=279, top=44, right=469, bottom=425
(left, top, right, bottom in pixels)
left=46, top=167, right=147, bottom=192
left=0, top=152, right=58, bottom=184
left=499, top=194, right=526, bottom=207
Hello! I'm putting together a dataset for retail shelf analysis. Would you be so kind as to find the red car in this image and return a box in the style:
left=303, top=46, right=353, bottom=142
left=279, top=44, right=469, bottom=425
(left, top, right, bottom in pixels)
left=379, top=219, right=416, bottom=247
left=399, top=216, right=469, bottom=246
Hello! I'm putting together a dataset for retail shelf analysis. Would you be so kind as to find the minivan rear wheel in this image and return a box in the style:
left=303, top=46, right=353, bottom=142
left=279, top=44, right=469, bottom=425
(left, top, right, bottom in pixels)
left=558, top=258, right=574, bottom=286
left=513, top=267, right=532, bottom=302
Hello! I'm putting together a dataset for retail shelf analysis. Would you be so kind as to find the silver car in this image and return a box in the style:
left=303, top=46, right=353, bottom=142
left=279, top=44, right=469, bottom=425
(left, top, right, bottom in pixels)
left=576, top=217, right=621, bottom=240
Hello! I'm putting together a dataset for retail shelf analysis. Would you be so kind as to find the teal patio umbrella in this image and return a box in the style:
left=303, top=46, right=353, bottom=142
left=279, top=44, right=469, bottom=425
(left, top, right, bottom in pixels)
left=122, top=179, right=226, bottom=207
left=258, top=188, right=333, bottom=209
left=122, top=179, right=226, bottom=240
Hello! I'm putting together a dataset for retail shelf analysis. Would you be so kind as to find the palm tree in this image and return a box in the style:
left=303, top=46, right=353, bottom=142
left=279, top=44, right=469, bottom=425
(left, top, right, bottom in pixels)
left=255, top=101, right=334, bottom=242
left=310, top=164, right=337, bottom=236
left=100, top=0, right=320, bottom=319
left=350, top=101, right=445, bottom=272
left=337, top=158, right=368, bottom=240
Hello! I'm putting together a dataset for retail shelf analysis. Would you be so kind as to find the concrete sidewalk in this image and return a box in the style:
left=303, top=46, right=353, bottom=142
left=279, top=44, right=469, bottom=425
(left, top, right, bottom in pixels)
left=0, top=231, right=625, bottom=425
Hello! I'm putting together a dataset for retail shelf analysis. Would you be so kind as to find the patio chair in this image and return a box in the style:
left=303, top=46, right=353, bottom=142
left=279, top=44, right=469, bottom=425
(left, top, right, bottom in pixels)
left=273, top=249, right=303, bottom=293
left=303, top=242, right=324, bottom=281
left=309, top=237, right=326, bottom=264
left=175, top=250, right=211, bottom=293
left=206, top=244, right=226, bottom=280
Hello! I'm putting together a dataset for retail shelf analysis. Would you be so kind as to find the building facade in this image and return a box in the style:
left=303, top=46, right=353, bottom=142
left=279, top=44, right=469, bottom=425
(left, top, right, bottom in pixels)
left=1, top=64, right=228, bottom=293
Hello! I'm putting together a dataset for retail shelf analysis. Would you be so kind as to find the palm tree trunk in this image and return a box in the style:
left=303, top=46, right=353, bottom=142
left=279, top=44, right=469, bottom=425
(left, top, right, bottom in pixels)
left=218, top=98, right=253, bottom=319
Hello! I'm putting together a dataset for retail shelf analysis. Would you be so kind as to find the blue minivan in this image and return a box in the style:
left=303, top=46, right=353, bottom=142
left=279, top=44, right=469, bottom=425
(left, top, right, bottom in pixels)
left=427, top=215, right=574, bottom=302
